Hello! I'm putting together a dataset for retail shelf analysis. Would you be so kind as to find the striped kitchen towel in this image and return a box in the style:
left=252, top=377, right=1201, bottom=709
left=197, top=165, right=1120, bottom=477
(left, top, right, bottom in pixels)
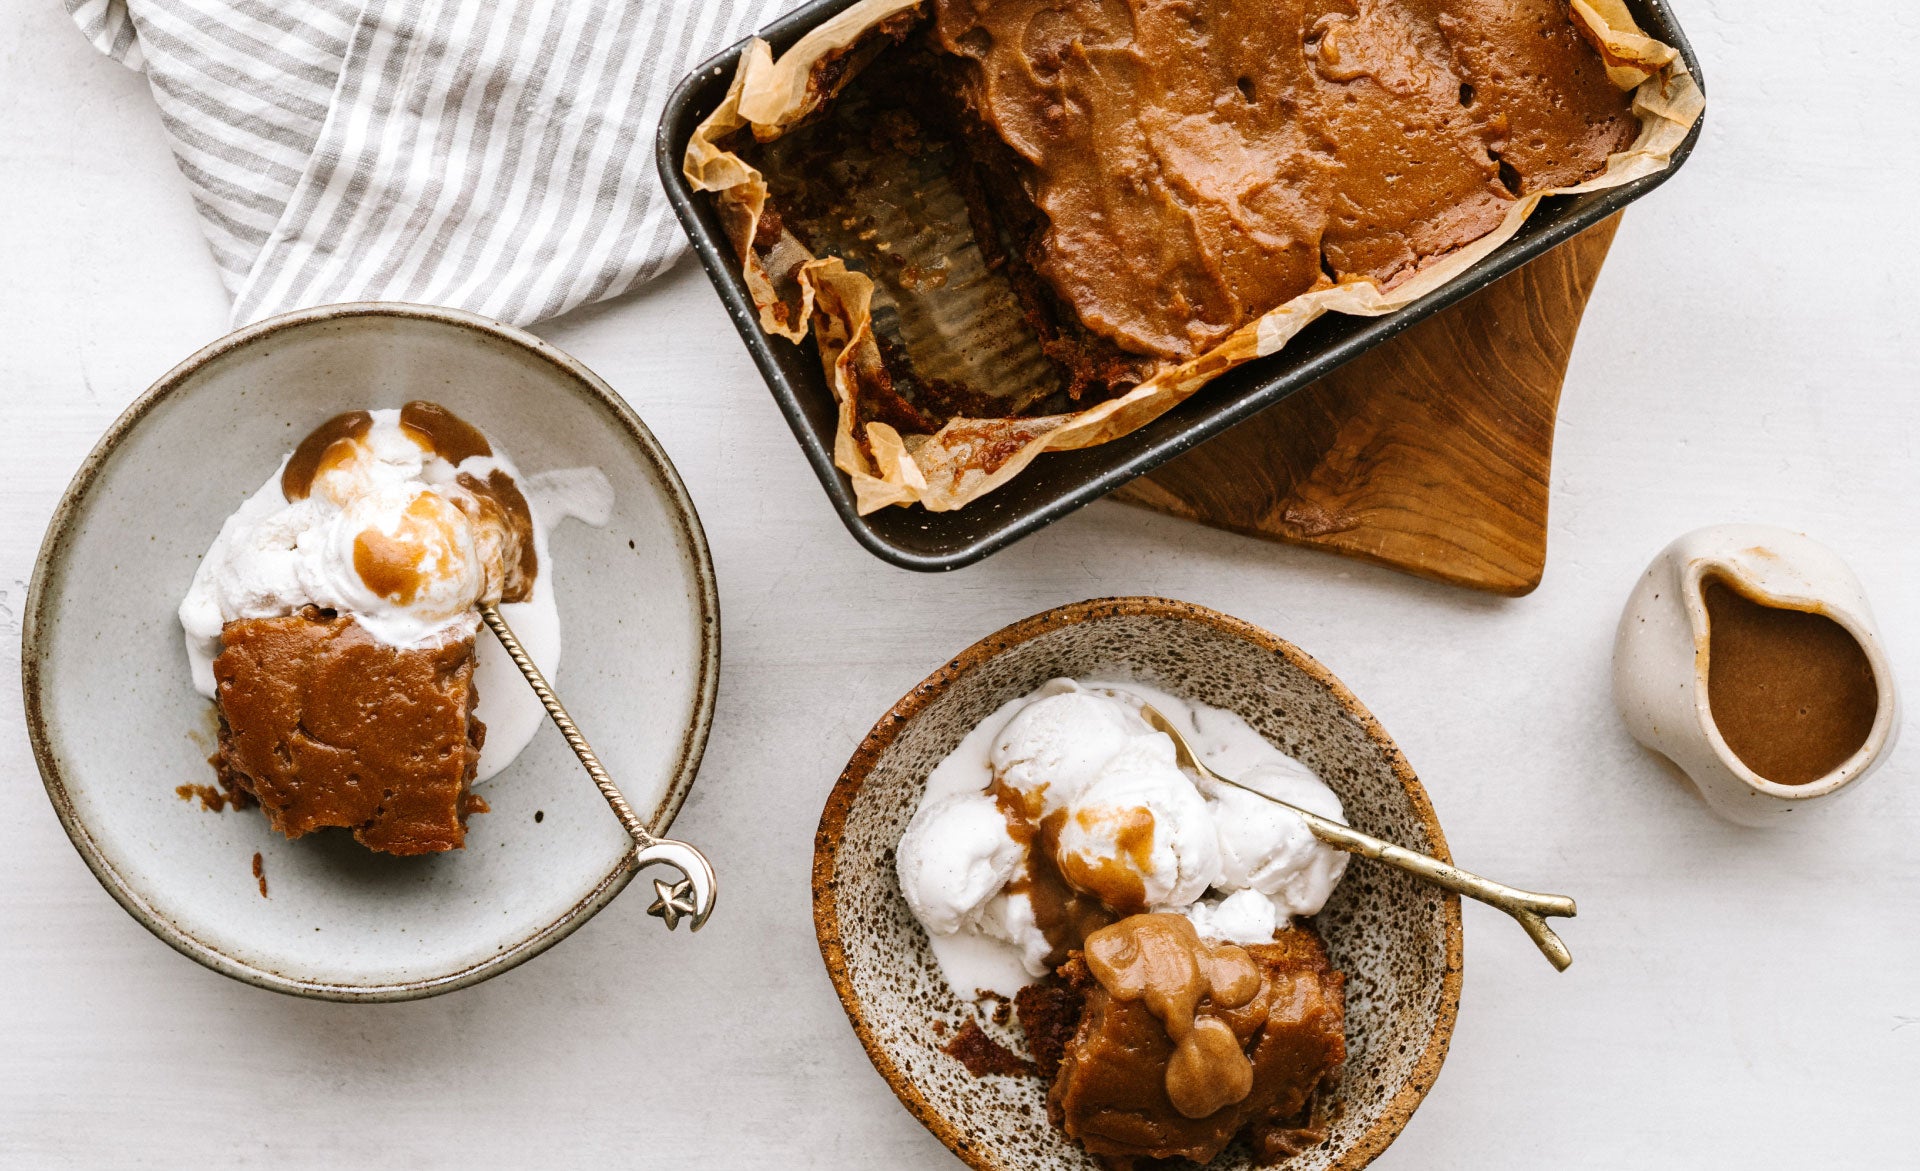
left=65, top=0, right=794, bottom=327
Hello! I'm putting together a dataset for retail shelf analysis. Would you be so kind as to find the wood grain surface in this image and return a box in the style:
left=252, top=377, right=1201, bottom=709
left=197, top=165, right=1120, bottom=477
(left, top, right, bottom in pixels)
left=1112, top=214, right=1623, bottom=597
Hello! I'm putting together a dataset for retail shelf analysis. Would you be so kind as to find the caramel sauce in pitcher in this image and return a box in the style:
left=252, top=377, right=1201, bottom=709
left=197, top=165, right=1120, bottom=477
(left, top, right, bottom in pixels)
left=1703, top=577, right=1878, bottom=786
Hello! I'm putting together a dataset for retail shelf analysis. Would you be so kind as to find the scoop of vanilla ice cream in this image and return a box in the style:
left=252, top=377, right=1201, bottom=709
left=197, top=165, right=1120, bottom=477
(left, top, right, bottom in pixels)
left=1056, top=737, right=1221, bottom=909
left=1206, top=759, right=1349, bottom=920
left=178, top=409, right=518, bottom=695
left=895, top=791, right=1025, bottom=936
left=312, top=485, right=488, bottom=625
left=1180, top=887, right=1279, bottom=945
left=178, top=491, right=324, bottom=660
left=973, top=890, right=1056, bottom=978
left=990, top=681, right=1143, bottom=814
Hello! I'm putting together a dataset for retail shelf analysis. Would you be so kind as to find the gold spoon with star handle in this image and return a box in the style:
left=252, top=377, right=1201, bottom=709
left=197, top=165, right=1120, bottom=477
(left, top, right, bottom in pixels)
left=1134, top=700, right=1576, bottom=970
left=481, top=603, right=716, bottom=932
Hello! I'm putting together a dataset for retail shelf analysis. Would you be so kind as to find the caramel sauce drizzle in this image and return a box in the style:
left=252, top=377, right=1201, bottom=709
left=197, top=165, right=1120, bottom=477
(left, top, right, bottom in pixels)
left=399, top=400, right=493, bottom=465
left=1084, top=914, right=1263, bottom=1119
left=281, top=410, right=371, bottom=500
left=456, top=468, right=538, bottom=604
left=1056, top=804, right=1156, bottom=916
left=984, top=740, right=1273, bottom=1122
left=990, top=780, right=1116, bottom=969
left=350, top=493, right=447, bottom=605
left=280, top=402, right=539, bottom=606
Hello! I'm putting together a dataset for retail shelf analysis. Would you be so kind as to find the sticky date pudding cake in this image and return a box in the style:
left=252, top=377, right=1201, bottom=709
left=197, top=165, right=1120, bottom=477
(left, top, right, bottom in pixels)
left=688, top=0, right=1701, bottom=512
left=889, top=0, right=1641, bottom=386
left=895, top=679, right=1353, bottom=1166
left=178, top=402, right=611, bottom=856
left=210, top=606, right=489, bottom=856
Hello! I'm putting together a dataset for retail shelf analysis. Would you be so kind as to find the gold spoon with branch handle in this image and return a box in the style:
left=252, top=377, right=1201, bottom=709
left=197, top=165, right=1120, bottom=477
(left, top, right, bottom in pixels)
left=1133, top=699, right=1576, bottom=970
left=480, top=603, right=716, bottom=932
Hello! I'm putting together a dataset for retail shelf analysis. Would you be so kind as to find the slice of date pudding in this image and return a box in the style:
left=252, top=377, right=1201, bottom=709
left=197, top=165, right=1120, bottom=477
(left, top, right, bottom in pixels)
left=1020, top=916, right=1347, bottom=1169
left=213, top=608, right=486, bottom=856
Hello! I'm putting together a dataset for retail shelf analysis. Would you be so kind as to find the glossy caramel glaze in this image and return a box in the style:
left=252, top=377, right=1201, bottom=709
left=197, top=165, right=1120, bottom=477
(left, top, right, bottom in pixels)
left=281, top=410, right=372, bottom=501
left=212, top=609, right=486, bottom=855
left=457, top=467, right=538, bottom=605
left=1084, top=914, right=1262, bottom=1119
left=930, top=0, right=1637, bottom=362
left=399, top=399, right=493, bottom=465
left=991, top=780, right=1119, bottom=968
left=1704, top=577, right=1878, bottom=786
left=1048, top=922, right=1346, bottom=1165
left=1057, top=803, right=1157, bottom=916
left=350, top=491, right=463, bottom=606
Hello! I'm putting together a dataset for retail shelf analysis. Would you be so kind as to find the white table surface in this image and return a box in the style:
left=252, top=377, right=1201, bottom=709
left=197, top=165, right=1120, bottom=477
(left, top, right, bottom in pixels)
left=4, top=1, right=1916, bottom=1166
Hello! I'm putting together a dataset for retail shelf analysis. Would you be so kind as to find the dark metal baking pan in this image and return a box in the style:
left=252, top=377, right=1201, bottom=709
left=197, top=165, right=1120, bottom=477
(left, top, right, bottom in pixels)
left=657, top=0, right=1705, bottom=572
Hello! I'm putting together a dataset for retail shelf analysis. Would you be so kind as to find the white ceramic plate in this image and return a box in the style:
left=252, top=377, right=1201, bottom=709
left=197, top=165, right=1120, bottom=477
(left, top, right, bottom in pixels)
left=24, top=303, right=720, bottom=1001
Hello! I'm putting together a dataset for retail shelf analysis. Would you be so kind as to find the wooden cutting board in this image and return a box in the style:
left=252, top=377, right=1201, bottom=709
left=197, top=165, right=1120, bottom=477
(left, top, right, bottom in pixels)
left=1111, top=213, right=1622, bottom=597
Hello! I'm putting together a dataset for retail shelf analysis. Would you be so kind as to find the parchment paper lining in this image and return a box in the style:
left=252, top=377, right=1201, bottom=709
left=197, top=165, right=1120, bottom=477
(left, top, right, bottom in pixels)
left=687, top=0, right=1705, bottom=514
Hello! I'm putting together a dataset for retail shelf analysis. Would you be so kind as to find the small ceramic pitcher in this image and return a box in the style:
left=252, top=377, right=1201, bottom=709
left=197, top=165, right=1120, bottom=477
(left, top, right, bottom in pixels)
left=1613, top=525, right=1899, bottom=826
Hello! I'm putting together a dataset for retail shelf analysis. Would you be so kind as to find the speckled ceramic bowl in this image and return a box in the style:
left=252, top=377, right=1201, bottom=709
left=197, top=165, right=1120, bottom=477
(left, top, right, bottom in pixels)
left=24, top=303, right=719, bottom=1001
left=814, top=598, right=1461, bottom=1170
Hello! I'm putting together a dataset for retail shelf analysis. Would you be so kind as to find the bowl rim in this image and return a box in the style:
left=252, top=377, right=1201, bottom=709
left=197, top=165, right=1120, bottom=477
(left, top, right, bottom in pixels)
left=21, top=301, right=723, bottom=1003
left=812, top=596, right=1464, bottom=1171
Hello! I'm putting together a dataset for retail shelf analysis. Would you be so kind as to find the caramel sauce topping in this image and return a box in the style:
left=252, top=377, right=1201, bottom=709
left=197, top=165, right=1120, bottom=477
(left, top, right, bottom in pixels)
left=350, top=492, right=453, bottom=605
left=280, top=402, right=538, bottom=606
left=1056, top=804, right=1156, bottom=916
left=281, top=410, right=372, bottom=501
left=1704, top=576, right=1878, bottom=786
left=928, top=0, right=1638, bottom=361
left=456, top=468, right=538, bottom=604
left=991, top=780, right=1118, bottom=968
left=400, top=399, right=493, bottom=465
left=985, top=756, right=1267, bottom=1124
left=1084, top=914, right=1263, bottom=1118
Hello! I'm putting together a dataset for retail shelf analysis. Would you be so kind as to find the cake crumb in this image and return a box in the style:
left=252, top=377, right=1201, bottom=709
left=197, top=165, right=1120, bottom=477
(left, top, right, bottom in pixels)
left=1015, top=973, right=1087, bottom=1081
left=941, top=1018, right=1033, bottom=1078
left=176, top=775, right=255, bottom=813
left=251, top=852, right=268, bottom=899
left=973, top=988, right=1015, bottom=1025
left=176, top=783, right=224, bottom=811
